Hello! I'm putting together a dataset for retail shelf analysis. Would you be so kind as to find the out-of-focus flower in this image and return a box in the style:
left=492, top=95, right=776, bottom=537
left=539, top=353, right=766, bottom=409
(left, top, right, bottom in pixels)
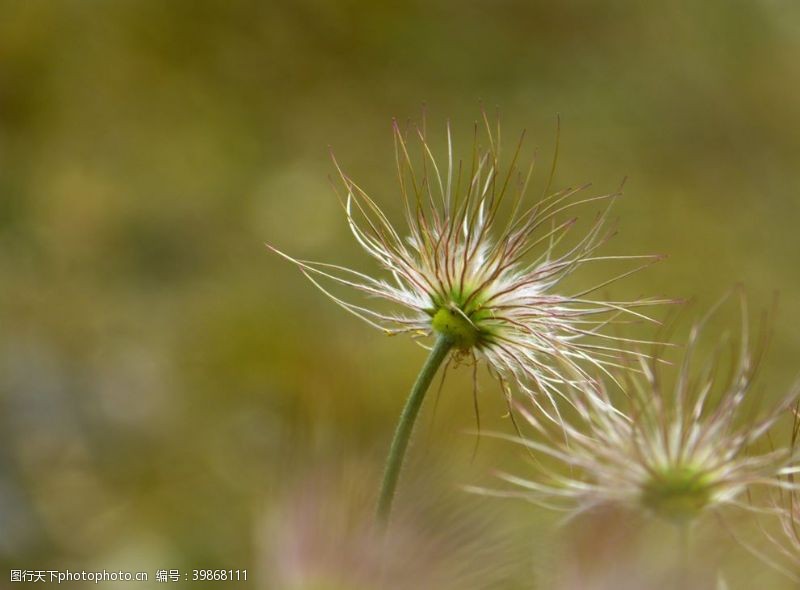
left=476, top=298, right=799, bottom=526
left=270, top=113, right=668, bottom=403
left=257, top=463, right=527, bottom=590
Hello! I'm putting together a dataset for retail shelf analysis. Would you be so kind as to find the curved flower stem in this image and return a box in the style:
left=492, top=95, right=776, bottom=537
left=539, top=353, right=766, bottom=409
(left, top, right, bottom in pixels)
left=376, top=334, right=453, bottom=525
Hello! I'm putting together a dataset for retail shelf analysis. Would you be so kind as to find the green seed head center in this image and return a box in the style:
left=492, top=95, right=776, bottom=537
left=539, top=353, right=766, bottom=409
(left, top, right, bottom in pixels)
left=432, top=307, right=481, bottom=350
left=641, top=467, right=711, bottom=525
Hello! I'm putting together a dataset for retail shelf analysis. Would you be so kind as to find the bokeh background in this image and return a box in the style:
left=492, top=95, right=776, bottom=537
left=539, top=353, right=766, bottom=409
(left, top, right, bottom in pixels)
left=2, top=1, right=800, bottom=588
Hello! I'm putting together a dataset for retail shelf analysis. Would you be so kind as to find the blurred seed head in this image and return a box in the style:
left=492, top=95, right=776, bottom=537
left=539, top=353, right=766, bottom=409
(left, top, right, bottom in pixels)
left=474, top=294, right=799, bottom=527
left=270, top=111, right=670, bottom=404
left=257, top=461, right=529, bottom=590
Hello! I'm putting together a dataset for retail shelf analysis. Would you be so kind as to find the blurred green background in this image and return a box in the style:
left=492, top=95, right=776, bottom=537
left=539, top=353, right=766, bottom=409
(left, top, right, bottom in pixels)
left=2, top=1, right=800, bottom=588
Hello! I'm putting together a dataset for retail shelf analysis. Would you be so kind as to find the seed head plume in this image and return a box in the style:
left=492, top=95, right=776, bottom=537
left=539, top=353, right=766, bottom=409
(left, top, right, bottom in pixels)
left=269, top=110, right=670, bottom=406
left=471, top=294, right=799, bottom=526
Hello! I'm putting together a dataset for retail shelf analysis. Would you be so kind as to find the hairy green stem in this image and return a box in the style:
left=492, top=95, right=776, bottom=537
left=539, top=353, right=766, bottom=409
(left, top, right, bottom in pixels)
left=376, top=334, right=453, bottom=525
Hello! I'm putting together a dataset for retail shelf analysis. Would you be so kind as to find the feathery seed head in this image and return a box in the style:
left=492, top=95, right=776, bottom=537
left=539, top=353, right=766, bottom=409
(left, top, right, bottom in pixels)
left=269, top=110, right=670, bottom=401
left=476, top=296, right=799, bottom=525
